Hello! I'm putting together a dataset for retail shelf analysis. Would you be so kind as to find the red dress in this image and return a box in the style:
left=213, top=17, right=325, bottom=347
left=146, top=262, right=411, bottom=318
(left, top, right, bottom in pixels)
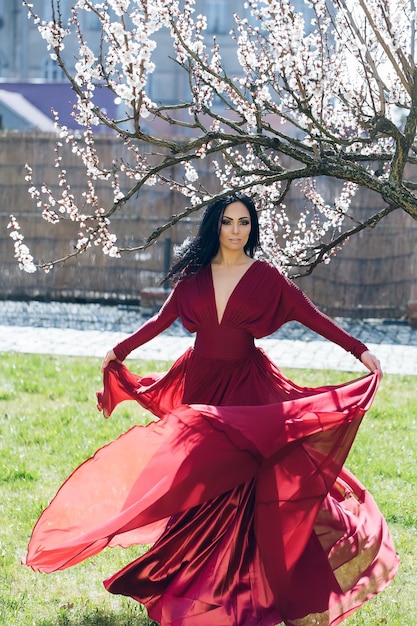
left=25, top=261, right=399, bottom=625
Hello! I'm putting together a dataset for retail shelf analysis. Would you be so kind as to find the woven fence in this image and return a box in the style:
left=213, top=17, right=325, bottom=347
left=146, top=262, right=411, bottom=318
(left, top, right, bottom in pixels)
left=1, top=132, right=416, bottom=319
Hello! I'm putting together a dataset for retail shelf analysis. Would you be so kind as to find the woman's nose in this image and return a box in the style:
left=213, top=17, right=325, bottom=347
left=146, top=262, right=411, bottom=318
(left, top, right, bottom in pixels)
left=232, top=222, right=239, bottom=233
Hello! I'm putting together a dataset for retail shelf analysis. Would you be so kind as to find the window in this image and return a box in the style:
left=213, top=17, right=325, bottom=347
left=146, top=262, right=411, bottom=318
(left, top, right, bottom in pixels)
left=0, top=51, right=8, bottom=77
left=43, top=56, right=65, bottom=81
left=85, top=8, right=102, bottom=31
left=204, top=0, right=229, bottom=35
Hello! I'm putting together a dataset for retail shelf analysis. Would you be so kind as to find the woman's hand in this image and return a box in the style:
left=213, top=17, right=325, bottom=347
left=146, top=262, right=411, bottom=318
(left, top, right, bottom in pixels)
left=101, top=349, right=120, bottom=372
left=360, top=350, right=383, bottom=377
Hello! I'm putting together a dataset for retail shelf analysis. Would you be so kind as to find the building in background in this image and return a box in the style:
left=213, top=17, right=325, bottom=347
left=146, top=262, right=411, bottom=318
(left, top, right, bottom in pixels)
left=0, top=0, right=124, bottom=130
left=0, top=0, right=296, bottom=131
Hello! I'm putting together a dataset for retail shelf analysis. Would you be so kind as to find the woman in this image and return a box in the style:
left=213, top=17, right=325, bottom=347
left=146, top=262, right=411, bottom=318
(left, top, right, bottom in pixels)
left=25, top=195, right=398, bottom=625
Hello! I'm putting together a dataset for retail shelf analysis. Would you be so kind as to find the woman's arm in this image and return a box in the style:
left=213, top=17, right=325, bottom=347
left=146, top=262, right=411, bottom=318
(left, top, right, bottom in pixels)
left=101, top=288, right=179, bottom=371
left=279, top=275, right=383, bottom=375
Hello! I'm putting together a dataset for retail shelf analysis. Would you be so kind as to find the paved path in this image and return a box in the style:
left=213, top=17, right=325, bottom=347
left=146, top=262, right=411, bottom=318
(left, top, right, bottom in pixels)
left=1, top=300, right=416, bottom=375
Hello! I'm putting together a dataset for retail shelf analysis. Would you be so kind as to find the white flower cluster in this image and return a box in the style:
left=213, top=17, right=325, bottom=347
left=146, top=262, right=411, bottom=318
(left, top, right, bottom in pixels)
left=7, top=216, right=37, bottom=273
left=15, top=0, right=415, bottom=272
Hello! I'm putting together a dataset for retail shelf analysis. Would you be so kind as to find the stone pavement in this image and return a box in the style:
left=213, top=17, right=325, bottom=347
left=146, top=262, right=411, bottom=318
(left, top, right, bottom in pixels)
left=1, top=300, right=416, bottom=375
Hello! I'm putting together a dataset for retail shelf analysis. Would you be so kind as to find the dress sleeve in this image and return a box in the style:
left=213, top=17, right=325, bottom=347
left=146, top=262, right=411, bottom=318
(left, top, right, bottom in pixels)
left=277, top=272, right=369, bottom=360
left=113, top=287, right=180, bottom=361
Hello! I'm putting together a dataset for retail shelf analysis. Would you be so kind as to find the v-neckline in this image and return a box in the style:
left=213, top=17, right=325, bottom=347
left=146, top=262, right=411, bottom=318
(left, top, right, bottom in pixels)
left=209, top=260, right=258, bottom=325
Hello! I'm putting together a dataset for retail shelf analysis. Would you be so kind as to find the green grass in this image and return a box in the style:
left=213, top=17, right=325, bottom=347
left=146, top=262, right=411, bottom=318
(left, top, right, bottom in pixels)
left=0, top=353, right=415, bottom=625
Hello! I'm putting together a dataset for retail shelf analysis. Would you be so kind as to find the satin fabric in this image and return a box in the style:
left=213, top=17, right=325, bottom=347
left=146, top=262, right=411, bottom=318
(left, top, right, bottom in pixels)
left=25, top=262, right=399, bottom=625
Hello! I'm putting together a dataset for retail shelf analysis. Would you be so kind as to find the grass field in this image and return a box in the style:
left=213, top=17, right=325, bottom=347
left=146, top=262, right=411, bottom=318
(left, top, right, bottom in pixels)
left=0, top=352, right=415, bottom=625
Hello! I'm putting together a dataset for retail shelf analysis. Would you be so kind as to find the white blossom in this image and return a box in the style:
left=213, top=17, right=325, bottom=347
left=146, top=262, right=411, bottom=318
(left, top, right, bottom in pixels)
left=7, top=216, right=37, bottom=272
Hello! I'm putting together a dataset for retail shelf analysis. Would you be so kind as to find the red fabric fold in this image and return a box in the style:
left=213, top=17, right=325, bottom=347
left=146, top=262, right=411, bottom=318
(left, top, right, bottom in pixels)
left=25, top=356, right=398, bottom=625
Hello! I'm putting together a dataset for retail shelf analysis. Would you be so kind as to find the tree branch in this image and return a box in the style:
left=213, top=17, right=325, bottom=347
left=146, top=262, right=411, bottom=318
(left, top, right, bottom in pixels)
left=290, top=204, right=399, bottom=277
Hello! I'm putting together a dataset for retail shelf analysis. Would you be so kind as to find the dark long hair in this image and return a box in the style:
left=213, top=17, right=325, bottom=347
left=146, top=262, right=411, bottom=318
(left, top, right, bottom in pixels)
left=164, top=194, right=260, bottom=284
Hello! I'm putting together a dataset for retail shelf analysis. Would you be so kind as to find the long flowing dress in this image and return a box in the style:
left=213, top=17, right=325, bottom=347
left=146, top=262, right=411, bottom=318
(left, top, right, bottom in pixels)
left=25, top=261, right=399, bottom=626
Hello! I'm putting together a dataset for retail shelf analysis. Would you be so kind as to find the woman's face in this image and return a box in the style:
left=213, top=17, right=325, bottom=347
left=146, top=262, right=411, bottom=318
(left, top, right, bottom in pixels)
left=218, top=201, right=251, bottom=253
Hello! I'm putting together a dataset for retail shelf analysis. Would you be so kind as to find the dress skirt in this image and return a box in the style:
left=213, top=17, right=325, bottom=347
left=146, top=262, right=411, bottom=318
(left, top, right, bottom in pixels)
left=24, top=346, right=399, bottom=625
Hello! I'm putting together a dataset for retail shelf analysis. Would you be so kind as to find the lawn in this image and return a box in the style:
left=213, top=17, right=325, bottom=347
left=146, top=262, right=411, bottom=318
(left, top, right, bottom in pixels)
left=0, top=353, right=415, bottom=625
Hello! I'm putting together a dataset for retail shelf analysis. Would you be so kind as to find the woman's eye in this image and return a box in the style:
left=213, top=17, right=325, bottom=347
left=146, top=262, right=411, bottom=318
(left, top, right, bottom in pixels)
left=221, top=219, right=250, bottom=225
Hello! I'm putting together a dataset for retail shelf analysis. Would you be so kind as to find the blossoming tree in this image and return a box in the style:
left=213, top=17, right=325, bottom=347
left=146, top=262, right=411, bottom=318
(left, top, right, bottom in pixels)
left=9, top=0, right=417, bottom=275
